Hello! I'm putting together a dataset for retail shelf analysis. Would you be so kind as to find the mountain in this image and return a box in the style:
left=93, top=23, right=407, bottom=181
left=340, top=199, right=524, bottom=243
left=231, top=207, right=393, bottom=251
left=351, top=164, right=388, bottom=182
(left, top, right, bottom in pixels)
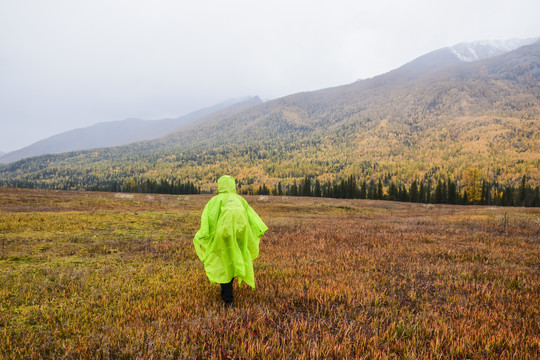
left=449, top=38, right=538, bottom=62
left=1, top=40, right=538, bottom=193
left=395, top=38, right=538, bottom=80
left=0, top=96, right=262, bottom=164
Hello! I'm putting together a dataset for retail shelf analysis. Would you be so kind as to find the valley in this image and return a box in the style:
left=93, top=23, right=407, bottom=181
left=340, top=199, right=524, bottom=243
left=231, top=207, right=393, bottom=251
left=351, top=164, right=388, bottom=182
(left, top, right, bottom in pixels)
left=1, top=188, right=538, bottom=358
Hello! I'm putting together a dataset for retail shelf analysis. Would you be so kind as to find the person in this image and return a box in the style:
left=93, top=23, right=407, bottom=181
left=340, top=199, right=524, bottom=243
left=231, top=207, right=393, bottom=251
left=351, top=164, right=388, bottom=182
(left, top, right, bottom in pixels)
left=193, top=175, right=268, bottom=306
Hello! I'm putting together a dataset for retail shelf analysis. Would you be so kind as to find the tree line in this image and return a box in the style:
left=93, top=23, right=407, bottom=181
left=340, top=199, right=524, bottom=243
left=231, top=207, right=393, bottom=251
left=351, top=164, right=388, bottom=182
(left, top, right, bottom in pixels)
left=2, top=174, right=538, bottom=207
left=249, top=175, right=540, bottom=207
left=1, top=178, right=200, bottom=195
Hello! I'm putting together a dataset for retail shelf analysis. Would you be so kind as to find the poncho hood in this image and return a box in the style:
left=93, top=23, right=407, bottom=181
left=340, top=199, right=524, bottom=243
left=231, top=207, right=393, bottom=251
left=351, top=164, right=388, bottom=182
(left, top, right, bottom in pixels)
left=218, top=175, right=236, bottom=194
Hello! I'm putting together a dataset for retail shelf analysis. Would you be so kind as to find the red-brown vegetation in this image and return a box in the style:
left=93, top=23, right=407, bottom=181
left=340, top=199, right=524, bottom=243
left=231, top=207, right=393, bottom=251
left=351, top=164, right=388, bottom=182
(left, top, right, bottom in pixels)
left=1, top=187, right=538, bottom=358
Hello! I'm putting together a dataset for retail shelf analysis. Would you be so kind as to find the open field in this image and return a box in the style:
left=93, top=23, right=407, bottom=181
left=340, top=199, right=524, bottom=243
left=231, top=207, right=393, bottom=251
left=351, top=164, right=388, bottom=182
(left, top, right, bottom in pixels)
left=0, top=187, right=539, bottom=359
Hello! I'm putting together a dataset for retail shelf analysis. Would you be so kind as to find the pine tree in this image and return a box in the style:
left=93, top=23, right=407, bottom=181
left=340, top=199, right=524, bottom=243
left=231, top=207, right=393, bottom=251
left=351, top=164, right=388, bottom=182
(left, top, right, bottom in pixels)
left=314, top=179, right=321, bottom=197
left=350, top=175, right=358, bottom=198
left=388, top=182, right=398, bottom=201
left=377, top=178, right=383, bottom=200
left=426, top=181, right=432, bottom=203
left=419, top=182, right=426, bottom=203
left=442, top=181, right=448, bottom=204
left=435, top=180, right=443, bottom=204
left=448, top=179, right=457, bottom=204
left=519, top=175, right=527, bottom=206
left=399, top=185, right=408, bottom=202
left=360, top=180, right=367, bottom=199
left=368, top=180, right=376, bottom=200
left=301, top=176, right=312, bottom=196
left=409, top=180, right=419, bottom=202
left=503, top=186, right=514, bottom=206
left=290, top=181, right=298, bottom=196
left=483, top=181, right=489, bottom=204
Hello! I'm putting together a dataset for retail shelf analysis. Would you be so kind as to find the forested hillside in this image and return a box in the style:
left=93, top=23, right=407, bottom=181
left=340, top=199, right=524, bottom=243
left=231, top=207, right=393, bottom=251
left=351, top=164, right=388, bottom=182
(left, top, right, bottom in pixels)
left=1, top=42, right=539, bottom=205
left=0, top=96, right=262, bottom=164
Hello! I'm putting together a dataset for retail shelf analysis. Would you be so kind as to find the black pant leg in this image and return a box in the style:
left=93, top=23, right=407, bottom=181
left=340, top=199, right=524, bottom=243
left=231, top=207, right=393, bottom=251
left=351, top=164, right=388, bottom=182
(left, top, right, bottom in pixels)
left=220, top=278, right=234, bottom=304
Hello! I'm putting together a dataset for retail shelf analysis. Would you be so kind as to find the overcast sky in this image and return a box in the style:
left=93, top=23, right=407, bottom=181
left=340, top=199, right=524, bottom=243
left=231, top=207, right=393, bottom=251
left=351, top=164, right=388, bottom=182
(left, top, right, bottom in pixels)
left=1, top=0, right=539, bottom=153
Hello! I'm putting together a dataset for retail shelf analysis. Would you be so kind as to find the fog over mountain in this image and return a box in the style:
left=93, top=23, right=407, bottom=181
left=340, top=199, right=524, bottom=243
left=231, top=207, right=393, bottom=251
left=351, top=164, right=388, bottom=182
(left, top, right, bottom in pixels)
left=394, top=38, right=539, bottom=79
left=449, top=38, right=538, bottom=62
left=2, top=0, right=539, bottom=154
left=0, top=97, right=261, bottom=164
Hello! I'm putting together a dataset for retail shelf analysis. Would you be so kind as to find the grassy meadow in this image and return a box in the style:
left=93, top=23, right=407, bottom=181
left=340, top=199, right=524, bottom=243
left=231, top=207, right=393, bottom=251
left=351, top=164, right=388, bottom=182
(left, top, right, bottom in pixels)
left=0, top=187, right=539, bottom=359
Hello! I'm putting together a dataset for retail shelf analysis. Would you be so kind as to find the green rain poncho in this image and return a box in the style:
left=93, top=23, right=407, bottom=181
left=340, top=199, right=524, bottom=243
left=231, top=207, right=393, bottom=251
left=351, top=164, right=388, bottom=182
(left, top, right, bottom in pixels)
left=193, top=175, right=268, bottom=288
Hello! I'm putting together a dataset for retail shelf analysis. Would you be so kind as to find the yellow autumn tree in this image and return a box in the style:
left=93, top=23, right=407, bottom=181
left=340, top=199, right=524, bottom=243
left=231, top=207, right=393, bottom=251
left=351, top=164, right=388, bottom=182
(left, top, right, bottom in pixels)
left=464, top=168, right=482, bottom=203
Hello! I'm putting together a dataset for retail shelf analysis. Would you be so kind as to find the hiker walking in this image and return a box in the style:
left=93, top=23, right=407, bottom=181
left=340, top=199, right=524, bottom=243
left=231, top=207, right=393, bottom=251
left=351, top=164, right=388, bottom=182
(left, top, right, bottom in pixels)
left=193, top=175, right=268, bottom=306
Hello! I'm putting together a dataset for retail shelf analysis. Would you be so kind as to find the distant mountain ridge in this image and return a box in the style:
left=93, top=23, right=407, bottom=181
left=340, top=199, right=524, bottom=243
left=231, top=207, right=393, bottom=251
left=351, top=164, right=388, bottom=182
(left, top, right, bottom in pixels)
left=449, top=38, right=538, bottom=62
left=394, top=38, right=539, bottom=81
left=0, top=39, right=538, bottom=192
left=0, top=96, right=262, bottom=164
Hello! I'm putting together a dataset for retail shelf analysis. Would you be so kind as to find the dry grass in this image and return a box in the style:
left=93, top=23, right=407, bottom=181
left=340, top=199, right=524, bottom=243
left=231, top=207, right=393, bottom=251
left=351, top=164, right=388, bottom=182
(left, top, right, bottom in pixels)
left=1, top=187, right=539, bottom=359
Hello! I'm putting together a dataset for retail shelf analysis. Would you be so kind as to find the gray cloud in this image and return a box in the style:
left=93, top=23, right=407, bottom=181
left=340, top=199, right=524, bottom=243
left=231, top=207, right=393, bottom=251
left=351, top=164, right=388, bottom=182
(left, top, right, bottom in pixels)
left=1, top=0, right=539, bottom=152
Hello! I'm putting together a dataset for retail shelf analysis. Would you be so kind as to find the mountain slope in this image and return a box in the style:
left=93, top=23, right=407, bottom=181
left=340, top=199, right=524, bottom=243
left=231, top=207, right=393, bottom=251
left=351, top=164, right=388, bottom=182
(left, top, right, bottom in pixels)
left=449, top=38, right=538, bottom=62
left=1, top=41, right=538, bottom=192
left=392, top=38, right=538, bottom=82
left=0, top=96, right=262, bottom=164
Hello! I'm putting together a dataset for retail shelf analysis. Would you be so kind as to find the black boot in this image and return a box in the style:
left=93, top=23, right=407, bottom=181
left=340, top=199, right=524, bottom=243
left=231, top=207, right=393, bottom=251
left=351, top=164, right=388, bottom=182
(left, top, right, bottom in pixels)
left=220, top=278, right=234, bottom=306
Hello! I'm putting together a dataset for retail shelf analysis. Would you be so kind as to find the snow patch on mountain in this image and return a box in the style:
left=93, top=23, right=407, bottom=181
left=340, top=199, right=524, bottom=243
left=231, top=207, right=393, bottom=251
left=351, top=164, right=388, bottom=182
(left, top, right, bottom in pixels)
left=450, top=38, right=538, bottom=62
